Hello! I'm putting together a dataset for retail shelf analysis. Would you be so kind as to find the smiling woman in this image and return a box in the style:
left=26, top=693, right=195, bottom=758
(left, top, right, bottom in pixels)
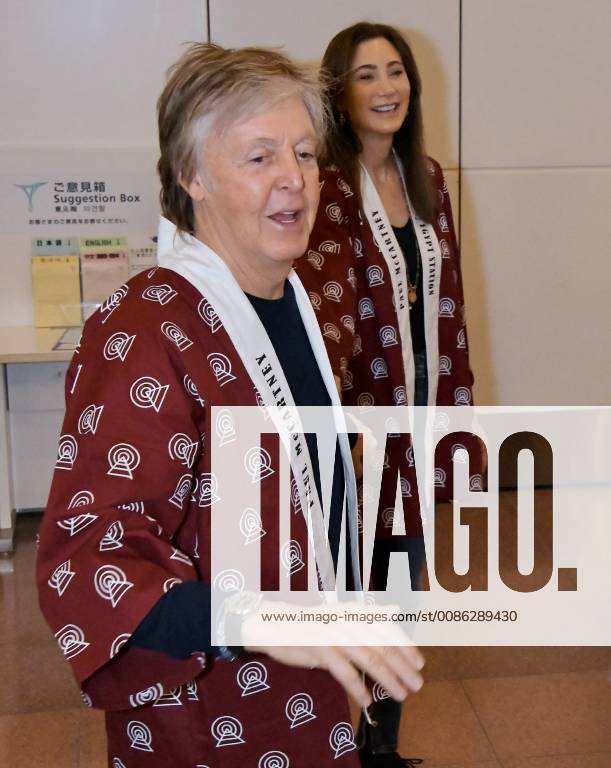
left=36, top=42, right=424, bottom=768
left=295, top=21, right=479, bottom=767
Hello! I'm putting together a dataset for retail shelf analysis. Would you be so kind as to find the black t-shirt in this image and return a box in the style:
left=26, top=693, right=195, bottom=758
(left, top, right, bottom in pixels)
left=393, top=220, right=426, bottom=354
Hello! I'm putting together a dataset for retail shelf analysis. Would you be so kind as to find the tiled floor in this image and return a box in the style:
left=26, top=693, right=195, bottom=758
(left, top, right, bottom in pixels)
left=1, top=501, right=610, bottom=767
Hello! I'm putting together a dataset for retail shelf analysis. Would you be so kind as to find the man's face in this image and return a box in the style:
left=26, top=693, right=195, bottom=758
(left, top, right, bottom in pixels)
left=190, top=96, right=321, bottom=281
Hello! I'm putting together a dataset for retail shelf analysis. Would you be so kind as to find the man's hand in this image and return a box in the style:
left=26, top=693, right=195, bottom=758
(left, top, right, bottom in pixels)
left=241, top=600, right=424, bottom=707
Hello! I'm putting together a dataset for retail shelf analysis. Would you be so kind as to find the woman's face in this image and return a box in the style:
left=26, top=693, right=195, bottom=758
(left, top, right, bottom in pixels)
left=342, top=37, right=411, bottom=143
left=187, top=95, right=320, bottom=278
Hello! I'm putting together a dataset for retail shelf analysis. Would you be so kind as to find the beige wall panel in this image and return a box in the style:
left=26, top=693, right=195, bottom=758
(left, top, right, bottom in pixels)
left=461, top=169, right=611, bottom=405
left=0, top=0, right=207, bottom=148
left=209, top=0, right=460, bottom=168
left=462, top=0, right=611, bottom=168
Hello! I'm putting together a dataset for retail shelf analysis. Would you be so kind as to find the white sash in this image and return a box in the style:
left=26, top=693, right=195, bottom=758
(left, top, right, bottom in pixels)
left=156, top=216, right=360, bottom=593
left=360, top=152, right=442, bottom=405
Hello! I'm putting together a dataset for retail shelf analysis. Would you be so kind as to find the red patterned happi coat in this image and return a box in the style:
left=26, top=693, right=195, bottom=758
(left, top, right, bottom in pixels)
left=296, top=158, right=480, bottom=543
left=37, top=267, right=360, bottom=767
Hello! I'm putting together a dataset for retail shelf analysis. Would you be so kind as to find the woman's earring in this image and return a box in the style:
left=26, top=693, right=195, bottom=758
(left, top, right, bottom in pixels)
left=338, top=112, right=346, bottom=127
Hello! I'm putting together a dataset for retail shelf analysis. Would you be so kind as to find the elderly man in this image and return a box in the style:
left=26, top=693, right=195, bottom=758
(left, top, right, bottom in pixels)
left=37, top=43, right=423, bottom=767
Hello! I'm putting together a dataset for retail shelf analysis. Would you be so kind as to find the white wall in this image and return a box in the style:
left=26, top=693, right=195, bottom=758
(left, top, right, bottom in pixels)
left=460, top=0, right=611, bottom=404
left=1, top=0, right=609, bottom=409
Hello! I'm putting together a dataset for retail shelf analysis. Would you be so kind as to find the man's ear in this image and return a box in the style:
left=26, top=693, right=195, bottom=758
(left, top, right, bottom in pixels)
left=179, top=171, right=205, bottom=203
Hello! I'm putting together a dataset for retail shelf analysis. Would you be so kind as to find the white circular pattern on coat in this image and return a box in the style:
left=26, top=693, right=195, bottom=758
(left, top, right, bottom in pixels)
left=380, top=326, right=398, bottom=347
left=78, top=404, right=104, bottom=435
left=259, top=751, right=289, bottom=768
left=99, top=520, right=124, bottom=551
left=48, top=559, right=75, bottom=596
left=373, top=683, right=390, bottom=702
left=434, top=468, right=447, bottom=487
left=329, top=722, right=357, bottom=759
left=281, top=540, right=305, bottom=576
left=357, top=392, right=375, bottom=411
left=325, top=203, right=343, bottom=224
left=347, top=266, right=357, bottom=290
left=457, top=328, right=467, bottom=349
left=57, top=512, right=98, bottom=537
left=308, top=291, right=322, bottom=310
left=183, top=374, right=205, bottom=407
left=371, top=358, right=388, bottom=379
left=168, top=433, right=198, bottom=467
left=129, top=376, right=169, bottom=412
left=319, top=240, right=340, bottom=254
left=237, top=661, right=270, bottom=696
left=285, top=692, right=316, bottom=728
left=94, top=565, right=133, bottom=607
left=382, top=507, right=395, bottom=529
left=307, top=250, right=324, bottom=270
left=103, top=331, right=136, bottom=361
left=207, top=352, right=237, bottom=387
left=142, top=284, right=177, bottom=305
left=358, top=298, right=375, bottom=320
left=244, top=447, right=274, bottom=483
left=323, top=323, right=341, bottom=343
left=366, top=265, right=385, bottom=287
left=129, top=683, right=164, bottom=708
left=337, top=178, right=353, bottom=197
left=290, top=477, right=301, bottom=514
left=169, top=473, right=193, bottom=508
left=127, top=720, right=154, bottom=752
left=400, top=478, right=412, bottom=498
left=161, top=320, right=193, bottom=351
left=67, top=489, right=95, bottom=508
left=454, top=386, right=472, bottom=405
left=323, top=281, right=343, bottom=302
left=211, top=715, right=245, bottom=747
left=109, top=633, right=130, bottom=658
left=117, top=501, right=144, bottom=513
left=439, top=355, right=452, bottom=375
left=56, top=434, right=77, bottom=470
left=100, top=285, right=129, bottom=322
left=340, top=315, right=355, bottom=334
left=107, top=443, right=141, bottom=479
left=405, top=445, right=415, bottom=467
left=393, top=386, right=407, bottom=405
left=240, top=507, right=266, bottom=545
left=433, top=412, right=451, bottom=432
left=163, top=577, right=182, bottom=593
left=216, top=408, right=236, bottom=446
left=198, top=297, right=223, bottom=332
left=213, top=569, right=245, bottom=594
left=342, top=370, right=354, bottom=391
left=439, top=297, right=456, bottom=318
left=470, top=473, right=484, bottom=492
left=452, top=443, right=468, bottom=463
left=55, top=624, right=89, bottom=660
left=198, top=472, right=220, bottom=507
